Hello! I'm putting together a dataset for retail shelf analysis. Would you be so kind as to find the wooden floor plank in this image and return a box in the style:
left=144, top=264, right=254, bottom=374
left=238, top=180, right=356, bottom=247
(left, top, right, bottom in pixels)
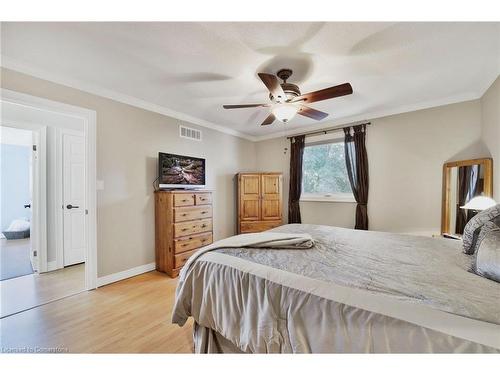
left=0, top=262, right=85, bottom=318
left=0, top=271, right=193, bottom=353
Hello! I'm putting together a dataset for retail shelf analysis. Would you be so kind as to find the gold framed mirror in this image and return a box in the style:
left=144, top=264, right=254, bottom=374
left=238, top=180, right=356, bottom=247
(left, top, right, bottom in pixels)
left=441, top=158, right=493, bottom=236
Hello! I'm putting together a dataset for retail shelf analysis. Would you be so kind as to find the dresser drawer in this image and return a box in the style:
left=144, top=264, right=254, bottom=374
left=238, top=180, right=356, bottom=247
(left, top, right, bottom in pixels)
left=173, top=193, right=195, bottom=207
left=174, top=233, right=213, bottom=254
left=195, top=193, right=212, bottom=205
left=174, top=206, right=212, bottom=222
left=174, top=219, right=212, bottom=238
left=240, top=220, right=282, bottom=233
left=174, top=249, right=197, bottom=269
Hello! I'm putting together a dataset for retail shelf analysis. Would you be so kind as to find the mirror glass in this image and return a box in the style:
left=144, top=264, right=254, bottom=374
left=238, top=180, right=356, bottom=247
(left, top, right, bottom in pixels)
left=446, top=164, right=485, bottom=236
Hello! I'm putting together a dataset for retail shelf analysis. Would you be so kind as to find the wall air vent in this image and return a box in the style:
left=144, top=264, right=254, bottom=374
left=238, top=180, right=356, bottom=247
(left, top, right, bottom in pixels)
left=179, top=125, right=202, bottom=141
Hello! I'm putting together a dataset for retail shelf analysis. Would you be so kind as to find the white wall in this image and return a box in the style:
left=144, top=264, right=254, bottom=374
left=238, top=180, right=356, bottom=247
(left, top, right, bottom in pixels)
left=256, top=100, right=488, bottom=235
left=480, top=76, right=500, bottom=202
left=1, top=68, right=257, bottom=277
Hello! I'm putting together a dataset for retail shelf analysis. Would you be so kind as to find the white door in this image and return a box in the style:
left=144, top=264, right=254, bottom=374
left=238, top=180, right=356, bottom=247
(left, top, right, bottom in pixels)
left=63, top=133, right=86, bottom=266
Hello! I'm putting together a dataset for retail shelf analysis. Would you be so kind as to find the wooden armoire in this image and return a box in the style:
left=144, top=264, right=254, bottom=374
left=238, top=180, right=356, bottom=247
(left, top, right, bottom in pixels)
left=237, top=173, right=283, bottom=233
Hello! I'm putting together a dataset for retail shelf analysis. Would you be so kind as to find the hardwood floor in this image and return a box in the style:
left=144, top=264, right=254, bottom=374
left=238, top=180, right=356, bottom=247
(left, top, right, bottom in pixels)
left=0, top=263, right=85, bottom=318
left=0, top=271, right=193, bottom=353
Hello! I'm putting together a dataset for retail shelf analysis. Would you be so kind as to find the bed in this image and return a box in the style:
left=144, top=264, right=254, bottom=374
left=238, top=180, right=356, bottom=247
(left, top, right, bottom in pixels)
left=172, top=224, right=500, bottom=353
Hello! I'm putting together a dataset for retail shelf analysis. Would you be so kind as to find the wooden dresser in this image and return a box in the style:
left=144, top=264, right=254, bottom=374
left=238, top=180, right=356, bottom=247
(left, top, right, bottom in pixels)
left=155, top=190, right=213, bottom=277
left=237, top=173, right=283, bottom=234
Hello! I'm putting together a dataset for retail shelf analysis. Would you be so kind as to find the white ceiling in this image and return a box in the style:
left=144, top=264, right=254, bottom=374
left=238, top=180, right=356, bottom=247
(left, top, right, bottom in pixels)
left=1, top=22, right=499, bottom=140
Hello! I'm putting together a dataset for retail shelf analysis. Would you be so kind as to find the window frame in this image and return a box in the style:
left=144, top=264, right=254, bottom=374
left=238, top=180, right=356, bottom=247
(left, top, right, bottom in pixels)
left=300, top=132, right=356, bottom=203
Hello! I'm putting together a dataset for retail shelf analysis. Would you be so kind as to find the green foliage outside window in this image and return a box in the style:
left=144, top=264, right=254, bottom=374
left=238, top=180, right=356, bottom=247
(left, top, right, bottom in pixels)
left=302, top=142, right=352, bottom=194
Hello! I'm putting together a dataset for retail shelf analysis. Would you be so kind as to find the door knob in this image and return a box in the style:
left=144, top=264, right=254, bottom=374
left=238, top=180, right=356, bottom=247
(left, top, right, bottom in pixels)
left=66, top=204, right=80, bottom=209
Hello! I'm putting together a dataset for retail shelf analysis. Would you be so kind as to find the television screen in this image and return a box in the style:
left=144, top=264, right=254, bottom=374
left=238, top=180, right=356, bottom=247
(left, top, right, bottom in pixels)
left=159, top=152, right=206, bottom=188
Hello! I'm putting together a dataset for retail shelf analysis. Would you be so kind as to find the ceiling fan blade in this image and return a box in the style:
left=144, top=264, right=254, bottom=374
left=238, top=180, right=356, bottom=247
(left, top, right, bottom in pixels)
left=257, top=73, right=287, bottom=103
left=261, top=113, right=276, bottom=126
left=223, top=104, right=267, bottom=109
left=297, top=105, right=329, bottom=121
left=291, top=83, right=353, bottom=104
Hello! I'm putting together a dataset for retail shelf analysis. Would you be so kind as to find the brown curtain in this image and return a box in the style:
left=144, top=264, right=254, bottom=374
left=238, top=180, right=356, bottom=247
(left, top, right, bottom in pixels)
left=344, top=125, right=369, bottom=230
left=288, top=135, right=305, bottom=224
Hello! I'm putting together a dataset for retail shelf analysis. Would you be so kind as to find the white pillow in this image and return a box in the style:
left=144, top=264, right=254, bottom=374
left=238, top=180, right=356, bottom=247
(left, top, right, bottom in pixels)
left=6, top=219, right=30, bottom=232
left=474, top=225, right=500, bottom=283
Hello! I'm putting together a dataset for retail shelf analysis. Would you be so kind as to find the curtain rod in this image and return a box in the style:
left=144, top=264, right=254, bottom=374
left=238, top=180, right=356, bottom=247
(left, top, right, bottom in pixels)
left=286, top=121, right=371, bottom=140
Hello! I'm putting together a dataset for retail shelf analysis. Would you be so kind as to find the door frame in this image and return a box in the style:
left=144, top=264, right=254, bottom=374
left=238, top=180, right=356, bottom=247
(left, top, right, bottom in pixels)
left=55, top=128, right=86, bottom=269
left=0, top=121, right=47, bottom=273
left=1, top=88, right=98, bottom=290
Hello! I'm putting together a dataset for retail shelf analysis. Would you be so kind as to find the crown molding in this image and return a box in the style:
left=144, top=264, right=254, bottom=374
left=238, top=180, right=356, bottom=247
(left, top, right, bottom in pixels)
left=0, top=57, right=257, bottom=142
left=3, top=56, right=497, bottom=144
left=253, top=91, right=483, bottom=142
left=256, top=70, right=499, bottom=142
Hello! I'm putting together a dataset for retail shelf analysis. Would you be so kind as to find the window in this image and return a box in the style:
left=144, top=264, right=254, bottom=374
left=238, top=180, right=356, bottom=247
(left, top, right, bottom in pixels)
left=301, top=139, right=355, bottom=202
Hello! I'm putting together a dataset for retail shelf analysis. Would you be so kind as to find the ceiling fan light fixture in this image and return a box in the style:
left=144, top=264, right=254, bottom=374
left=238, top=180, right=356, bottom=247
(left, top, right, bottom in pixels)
left=272, top=103, right=298, bottom=123
left=223, top=69, right=353, bottom=126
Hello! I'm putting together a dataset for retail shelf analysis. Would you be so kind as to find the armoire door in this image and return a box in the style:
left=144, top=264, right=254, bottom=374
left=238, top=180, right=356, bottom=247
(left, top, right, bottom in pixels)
left=239, top=174, right=261, bottom=221
left=261, top=174, right=282, bottom=221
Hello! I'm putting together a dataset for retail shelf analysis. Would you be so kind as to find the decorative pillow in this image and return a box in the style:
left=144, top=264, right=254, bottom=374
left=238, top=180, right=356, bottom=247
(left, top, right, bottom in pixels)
left=493, top=216, right=500, bottom=227
left=472, top=221, right=499, bottom=257
left=462, top=204, right=500, bottom=255
left=474, top=225, right=500, bottom=283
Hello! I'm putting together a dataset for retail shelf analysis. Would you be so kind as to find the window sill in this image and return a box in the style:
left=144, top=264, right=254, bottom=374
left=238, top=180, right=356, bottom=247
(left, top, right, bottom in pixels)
left=300, top=195, right=356, bottom=203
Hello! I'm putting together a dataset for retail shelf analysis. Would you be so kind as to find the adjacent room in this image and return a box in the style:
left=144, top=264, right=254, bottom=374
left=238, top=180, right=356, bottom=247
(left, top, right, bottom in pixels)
left=0, top=20, right=499, bottom=356
left=1, top=126, right=34, bottom=282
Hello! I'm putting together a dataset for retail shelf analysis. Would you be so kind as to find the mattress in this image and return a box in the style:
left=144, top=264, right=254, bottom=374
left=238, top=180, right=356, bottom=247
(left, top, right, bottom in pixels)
left=172, top=224, right=500, bottom=353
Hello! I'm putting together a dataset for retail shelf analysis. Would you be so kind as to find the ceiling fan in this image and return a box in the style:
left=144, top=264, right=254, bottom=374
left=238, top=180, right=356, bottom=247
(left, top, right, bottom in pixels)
left=223, top=69, right=353, bottom=126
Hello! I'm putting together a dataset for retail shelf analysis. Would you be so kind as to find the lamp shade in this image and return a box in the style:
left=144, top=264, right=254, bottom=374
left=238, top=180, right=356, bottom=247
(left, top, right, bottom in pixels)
left=272, top=104, right=298, bottom=123
left=460, top=196, right=497, bottom=211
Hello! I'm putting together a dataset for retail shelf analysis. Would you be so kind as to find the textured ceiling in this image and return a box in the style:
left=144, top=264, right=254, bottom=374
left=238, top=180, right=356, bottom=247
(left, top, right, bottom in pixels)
left=1, top=22, right=499, bottom=139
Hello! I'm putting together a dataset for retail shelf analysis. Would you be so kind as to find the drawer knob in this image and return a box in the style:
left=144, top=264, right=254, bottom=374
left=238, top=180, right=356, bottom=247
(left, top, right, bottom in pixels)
left=181, top=228, right=187, bottom=232
left=201, top=224, right=207, bottom=228
left=201, top=211, right=208, bottom=214
left=182, top=213, right=187, bottom=216
left=188, top=237, right=193, bottom=240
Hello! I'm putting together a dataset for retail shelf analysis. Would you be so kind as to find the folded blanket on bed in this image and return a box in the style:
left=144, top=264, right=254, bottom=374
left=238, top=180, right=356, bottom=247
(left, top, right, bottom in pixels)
left=179, top=232, right=314, bottom=280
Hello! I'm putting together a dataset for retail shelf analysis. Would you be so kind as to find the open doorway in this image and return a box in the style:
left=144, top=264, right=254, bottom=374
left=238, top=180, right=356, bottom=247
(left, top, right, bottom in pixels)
left=1, top=90, right=97, bottom=318
left=0, top=123, right=86, bottom=318
left=1, top=126, right=35, bottom=280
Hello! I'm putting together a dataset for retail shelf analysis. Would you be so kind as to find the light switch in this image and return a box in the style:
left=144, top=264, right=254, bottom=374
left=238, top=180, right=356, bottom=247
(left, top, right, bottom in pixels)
left=96, top=180, right=105, bottom=190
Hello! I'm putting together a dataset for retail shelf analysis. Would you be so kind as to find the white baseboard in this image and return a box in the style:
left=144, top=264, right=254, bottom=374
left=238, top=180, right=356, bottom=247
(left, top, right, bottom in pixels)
left=96, top=262, right=156, bottom=287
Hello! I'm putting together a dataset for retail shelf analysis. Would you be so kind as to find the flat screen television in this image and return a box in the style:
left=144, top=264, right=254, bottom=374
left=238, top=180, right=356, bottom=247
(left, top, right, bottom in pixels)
left=158, top=152, right=206, bottom=189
